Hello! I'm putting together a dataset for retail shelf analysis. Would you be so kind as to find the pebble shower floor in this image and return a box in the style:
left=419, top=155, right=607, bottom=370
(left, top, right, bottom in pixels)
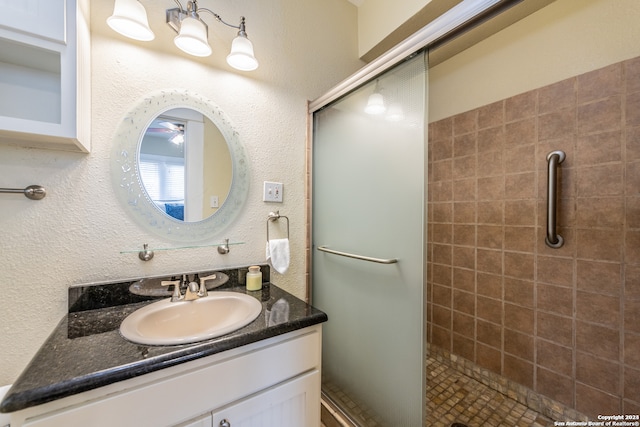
left=322, top=355, right=555, bottom=426
left=427, top=355, right=554, bottom=427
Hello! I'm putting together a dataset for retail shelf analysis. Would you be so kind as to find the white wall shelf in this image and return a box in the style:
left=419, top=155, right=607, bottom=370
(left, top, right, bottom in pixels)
left=0, top=0, right=90, bottom=152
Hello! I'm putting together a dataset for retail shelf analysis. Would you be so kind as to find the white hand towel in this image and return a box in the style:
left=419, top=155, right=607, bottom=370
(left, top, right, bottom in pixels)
left=266, top=238, right=290, bottom=274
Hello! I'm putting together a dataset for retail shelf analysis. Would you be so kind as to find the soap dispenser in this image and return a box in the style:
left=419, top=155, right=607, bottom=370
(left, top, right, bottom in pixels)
left=246, top=265, right=262, bottom=291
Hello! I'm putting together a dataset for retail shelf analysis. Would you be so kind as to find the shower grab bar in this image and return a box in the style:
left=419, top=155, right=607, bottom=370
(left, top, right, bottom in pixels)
left=317, top=246, right=398, bottom=264
left=545, top=150, right=565, bottom=248
left=0, top=185, right=46, bottom=200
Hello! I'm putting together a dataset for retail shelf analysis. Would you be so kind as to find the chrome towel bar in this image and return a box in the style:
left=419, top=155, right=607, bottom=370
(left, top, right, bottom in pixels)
left=317, top=246, right=398, bottom=264
left=545, top=150, right=565, bottom=248
left=0, top=185, right=46, bottom=200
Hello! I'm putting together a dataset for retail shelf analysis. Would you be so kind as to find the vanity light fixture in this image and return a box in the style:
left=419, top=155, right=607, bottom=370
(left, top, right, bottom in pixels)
left=107, top=0, right=259, bottom=71
left=107, top=0, right=155, bottom=41
left=364, top=80, right=386, bottom=115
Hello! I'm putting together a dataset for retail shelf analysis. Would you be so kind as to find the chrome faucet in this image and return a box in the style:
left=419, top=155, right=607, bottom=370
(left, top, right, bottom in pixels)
left=183, top=274, right=200, bottom=301
left=161, top=273, right=218, bottom=302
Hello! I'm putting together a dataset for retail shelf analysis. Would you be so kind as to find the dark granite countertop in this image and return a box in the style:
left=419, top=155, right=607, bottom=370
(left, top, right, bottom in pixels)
left=0, top=266, right=327, bottom=413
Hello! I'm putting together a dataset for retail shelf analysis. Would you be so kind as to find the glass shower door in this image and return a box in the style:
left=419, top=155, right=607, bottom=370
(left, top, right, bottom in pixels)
left=312, top=52, right=427, bottom=426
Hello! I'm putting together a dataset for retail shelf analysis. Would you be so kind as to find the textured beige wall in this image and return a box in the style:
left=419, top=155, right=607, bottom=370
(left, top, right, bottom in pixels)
left=0, top=0, right=362, bottom=386
left=429, top=0, right=640, bottom=122
left=356, top=0, right=431, bottom=56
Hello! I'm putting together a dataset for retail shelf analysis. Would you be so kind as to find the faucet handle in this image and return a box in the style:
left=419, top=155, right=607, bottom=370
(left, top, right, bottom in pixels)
left=198, top=273, right=218, bottom=297
left=198, top=274, right=217, bottom=297
left=161, top=279, right=183, bottom=302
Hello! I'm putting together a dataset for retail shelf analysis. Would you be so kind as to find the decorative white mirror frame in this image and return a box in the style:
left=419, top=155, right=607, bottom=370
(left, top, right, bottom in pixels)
left=111, top=89, right=249, bottom=243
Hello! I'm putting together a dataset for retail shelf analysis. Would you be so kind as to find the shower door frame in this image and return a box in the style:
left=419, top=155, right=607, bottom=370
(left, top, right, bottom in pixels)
left=308, top=0, right=504, bottom=113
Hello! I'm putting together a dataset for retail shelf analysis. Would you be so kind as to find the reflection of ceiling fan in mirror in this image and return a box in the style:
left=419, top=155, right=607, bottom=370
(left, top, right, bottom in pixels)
left=147, top=118, right=185, bottom=145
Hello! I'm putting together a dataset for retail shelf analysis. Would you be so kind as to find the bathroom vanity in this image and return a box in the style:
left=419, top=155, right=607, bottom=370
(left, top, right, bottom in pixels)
left=0, top=268, right=327, bottom=427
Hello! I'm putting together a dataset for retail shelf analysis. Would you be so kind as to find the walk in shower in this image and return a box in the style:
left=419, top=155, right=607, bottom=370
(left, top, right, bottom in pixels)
left=310, top=0, right=640, bottom=425
left=308, top=1, right=526, bottom=426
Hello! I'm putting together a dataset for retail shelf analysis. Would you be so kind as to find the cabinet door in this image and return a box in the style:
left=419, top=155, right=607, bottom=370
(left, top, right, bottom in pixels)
left=210, top=370, right=320, bottom=427
left=175, top=414, right=212, bottom=427
left=0, top=0, right=91, bottom=152
left=0, top=0, right=65, bottom=42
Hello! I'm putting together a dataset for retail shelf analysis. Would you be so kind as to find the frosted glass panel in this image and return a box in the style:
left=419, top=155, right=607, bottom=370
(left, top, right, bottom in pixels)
left=312, top=52, right=427, bottom=426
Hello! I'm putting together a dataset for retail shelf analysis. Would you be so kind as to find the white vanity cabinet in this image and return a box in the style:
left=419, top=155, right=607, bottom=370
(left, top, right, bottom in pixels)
left=181, top=371, right=319, bottom=427
left=8, top=326, right=322, bottom=427
left=0, top=0, right=90, bottom=152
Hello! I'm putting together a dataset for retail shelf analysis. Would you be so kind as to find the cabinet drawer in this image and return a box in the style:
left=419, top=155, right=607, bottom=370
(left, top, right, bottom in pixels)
left=20, top=328, right=321, bottom=427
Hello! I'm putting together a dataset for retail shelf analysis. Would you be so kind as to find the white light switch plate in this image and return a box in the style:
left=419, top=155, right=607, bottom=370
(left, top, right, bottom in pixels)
left=263, top=181, right=283, bottom=202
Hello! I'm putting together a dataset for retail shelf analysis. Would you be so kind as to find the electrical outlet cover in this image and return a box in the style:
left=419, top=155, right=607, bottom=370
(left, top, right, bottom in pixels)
left=263, top=181, right=283, bottom=202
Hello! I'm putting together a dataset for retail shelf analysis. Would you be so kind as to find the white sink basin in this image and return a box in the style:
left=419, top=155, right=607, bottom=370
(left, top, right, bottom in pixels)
left=120, top=292, right=263, bottom=345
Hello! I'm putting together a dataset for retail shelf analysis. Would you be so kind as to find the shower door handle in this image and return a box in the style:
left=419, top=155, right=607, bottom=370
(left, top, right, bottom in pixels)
left=317, top=246, right=398, bottom=264
left=545, top=150, right=565, bottom=248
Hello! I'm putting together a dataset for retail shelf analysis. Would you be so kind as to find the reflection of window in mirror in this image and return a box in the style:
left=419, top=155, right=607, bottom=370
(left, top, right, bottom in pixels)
left=139, top=155, right=186, bottom=220
left=140, top=116, right=188, bottom=220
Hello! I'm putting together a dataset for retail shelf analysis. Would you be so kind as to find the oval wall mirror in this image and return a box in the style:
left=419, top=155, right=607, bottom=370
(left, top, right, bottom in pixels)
left=111, top=89, right=249, bottom=243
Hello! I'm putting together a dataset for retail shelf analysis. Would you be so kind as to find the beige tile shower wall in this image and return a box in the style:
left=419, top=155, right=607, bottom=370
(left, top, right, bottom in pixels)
left=426, top=57, right=640, bottom=418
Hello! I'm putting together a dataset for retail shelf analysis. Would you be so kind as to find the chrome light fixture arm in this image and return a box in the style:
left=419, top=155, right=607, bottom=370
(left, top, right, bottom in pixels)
left=168, top=0, right=245, bottom=32
left=197, top=7, right=244, bottom=31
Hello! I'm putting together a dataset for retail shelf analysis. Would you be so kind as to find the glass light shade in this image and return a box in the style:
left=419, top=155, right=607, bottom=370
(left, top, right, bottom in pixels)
left=365, top=93, right=386, bottom=115
left=226, top=35, right=259, bottom=71
left=174, top=17, right=212, bottom=57
left=386, top=103, right=405, bottom=122
left=107, top=0, right=155, bottom=41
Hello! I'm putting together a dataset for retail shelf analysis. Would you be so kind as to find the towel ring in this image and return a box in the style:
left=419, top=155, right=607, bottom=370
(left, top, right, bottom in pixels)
left=267, top=211, right=289, bottom=241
